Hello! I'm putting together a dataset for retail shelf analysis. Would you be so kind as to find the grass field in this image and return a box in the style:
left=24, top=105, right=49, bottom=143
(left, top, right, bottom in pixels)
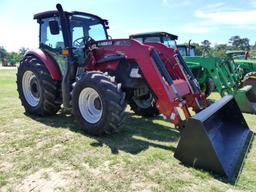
left=0, top=68, right=255, bottom=192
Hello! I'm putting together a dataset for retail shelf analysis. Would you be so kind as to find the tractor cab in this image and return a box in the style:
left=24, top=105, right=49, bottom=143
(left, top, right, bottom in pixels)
left=177, top=44, right=196, bottom=56
left=129, top=32, right=177, bottom=49
left=34, top=10, right=109, bottom=73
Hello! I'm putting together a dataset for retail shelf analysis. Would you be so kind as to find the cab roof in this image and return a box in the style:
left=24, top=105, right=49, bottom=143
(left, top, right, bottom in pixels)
left=226, top=50, right=246, bottom=55
left=129, top=32, right=178, bottom=40
left=33, top=10, right=107, bottom=23
left=177, top=44, right=196, bottom=48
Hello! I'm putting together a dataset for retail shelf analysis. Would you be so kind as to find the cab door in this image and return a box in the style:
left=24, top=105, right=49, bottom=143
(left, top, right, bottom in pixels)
left=39, top=17, right=66, bottom=75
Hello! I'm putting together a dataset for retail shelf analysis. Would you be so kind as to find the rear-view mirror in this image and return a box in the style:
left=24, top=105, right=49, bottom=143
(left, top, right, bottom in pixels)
left=49, top=20, right=60, bottom=35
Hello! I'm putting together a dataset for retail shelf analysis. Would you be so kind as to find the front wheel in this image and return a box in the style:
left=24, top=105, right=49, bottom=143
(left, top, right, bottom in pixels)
left=72, top=71, right=126, bottom=136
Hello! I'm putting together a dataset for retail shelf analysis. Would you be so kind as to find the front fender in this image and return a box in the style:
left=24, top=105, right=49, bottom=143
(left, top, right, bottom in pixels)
left=25, top=49, right=61, bottom=80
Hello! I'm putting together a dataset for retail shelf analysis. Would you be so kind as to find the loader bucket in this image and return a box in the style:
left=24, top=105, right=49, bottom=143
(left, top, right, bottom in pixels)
left=235, top=85, right=256, bottom=114
left=174, top=95, right=253, bottom=183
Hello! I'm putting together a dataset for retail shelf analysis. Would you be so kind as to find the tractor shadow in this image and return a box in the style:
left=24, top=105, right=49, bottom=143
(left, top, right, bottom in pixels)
left=91, top=113, right=179, bottom=154
left=26, top=112, right=233, bottom=184
left=27, top=111, right=179, bottom=155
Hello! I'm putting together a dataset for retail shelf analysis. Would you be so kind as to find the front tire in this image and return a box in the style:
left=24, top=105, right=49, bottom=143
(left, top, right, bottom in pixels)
left=17, top=55, right=61, bottom=116
left=72, top=71, right=126, bottom=136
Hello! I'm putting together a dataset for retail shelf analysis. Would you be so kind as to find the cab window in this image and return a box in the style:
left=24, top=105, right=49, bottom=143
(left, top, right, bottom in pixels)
left=133, top=37, right=143, bottom=43
left=144, top=36, right=161, bottom=43
left=40, top=17, right=64, bottom=49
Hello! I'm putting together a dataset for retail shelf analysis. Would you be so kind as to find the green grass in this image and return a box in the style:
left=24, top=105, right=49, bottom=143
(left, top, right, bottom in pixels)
left=0, top=68, right=255, bottom=191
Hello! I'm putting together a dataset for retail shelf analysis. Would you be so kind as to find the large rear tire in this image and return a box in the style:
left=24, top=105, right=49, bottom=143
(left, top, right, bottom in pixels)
left=17, top=55, right=61, bottom=116
left=72, top=71, right=126, bottom=136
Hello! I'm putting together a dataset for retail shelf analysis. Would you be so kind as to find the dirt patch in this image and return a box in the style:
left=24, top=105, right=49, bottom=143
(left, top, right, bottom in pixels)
left=226, top=189, right=245, bottom=192
left=0, top=162, right=13, bottom=172
left=16, top=168, right=78, bottom=192
left=130, top=181, right=159, bottom=192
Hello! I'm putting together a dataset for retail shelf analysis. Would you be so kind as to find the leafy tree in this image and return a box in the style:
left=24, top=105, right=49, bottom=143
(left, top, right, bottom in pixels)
left=229, top=36, right=250, bottom=50
left=0, top=46, right=7, bottom=59
left=212, top=44, right=228, bottom=57
left=229, top=36, right=241, bottom=49
left=201, top=40, right=212, bottom=55
left=8, top=52, right=22, bottom=65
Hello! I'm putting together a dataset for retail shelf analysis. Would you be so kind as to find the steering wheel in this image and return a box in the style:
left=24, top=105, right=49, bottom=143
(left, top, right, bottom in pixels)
left=73, top=36, right=96, bottom=49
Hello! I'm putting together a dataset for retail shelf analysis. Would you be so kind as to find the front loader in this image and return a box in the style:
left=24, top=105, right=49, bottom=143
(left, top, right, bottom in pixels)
left=130, top=33, right=256, bottom=114
left=16, top=5, right=253, bottom=183
left=181, top=46, right=256, bottom=114
left=226, top=50, right=256, bottom=92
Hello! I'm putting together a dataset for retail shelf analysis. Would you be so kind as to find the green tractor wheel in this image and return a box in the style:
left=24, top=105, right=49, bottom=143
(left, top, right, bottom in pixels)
left=200, top=78, right=215, bottom=97
left=243, top=72, right=256, bottom=92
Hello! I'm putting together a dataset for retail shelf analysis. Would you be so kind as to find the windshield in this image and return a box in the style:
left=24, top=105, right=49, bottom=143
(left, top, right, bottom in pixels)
left=70, top=14, right=107, bottom=42
left=163, top=36, right=177, bottom=49
left=232, top=55, right=246, bottom=60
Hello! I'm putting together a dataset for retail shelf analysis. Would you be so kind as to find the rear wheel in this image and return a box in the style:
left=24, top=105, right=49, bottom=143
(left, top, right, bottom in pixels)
left=243, top=72, right=256, bottom=92
left=17, top=55, right=61, bottom=116
left=72, top=71, right=126, bottom=136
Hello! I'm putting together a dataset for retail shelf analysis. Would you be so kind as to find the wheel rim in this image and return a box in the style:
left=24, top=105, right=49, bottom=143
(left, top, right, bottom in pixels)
left=78, top=87, right=103, bottom=124
left=132, top=94, right=153, bottom=109
left=22, top=71, right=40, bottom=107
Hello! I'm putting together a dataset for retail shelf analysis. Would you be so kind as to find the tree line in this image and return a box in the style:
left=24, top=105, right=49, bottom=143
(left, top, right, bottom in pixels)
left=0, top=46, right=28, bottom=65
left=1, top=35, right=255, bottom=65
left=189, top=35, right=256, bottom=57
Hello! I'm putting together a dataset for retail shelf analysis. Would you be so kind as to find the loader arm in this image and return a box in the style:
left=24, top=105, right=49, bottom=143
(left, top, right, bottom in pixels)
left=185, top=56, right=236, bottom=96
left=144, top=42, right=208, bottom=112
left=96, top=39, right=192, bottom=125
left=184, top=56, right=256, bottom=113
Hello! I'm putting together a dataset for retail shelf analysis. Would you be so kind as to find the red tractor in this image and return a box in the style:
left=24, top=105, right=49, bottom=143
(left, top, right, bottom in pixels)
left=17, top=4, right=253, bottom=183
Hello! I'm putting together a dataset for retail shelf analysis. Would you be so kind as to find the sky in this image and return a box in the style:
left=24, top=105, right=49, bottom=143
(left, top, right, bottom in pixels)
left=0, top=0, right=256, bottom=52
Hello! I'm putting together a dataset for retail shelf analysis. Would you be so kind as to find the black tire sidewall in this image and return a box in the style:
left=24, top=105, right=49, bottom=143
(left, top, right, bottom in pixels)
left=72, top=72, right=126, bottom=135
left=17, top=59, right=45, bottom=114
left=72, top=80, right=107, bottom=134
left=17, top=56, right=61, bottom=116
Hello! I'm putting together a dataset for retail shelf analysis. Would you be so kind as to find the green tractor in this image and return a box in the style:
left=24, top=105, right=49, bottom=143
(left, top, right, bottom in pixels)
left=226, top=50, right=256, bottom=92
left=178, top=45, right=256, bottom=114
left=130, top=32, right=256, bottom=114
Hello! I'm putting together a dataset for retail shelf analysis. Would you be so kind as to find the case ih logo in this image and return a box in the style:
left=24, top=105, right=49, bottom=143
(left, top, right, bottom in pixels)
left=97, top=41, right=113, bottom=46
left=97, top=40, right=131, bottom=46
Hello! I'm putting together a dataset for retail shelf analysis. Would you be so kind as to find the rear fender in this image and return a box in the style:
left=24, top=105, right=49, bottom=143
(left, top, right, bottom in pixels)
left=25, top=49, right=61, bottom=80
